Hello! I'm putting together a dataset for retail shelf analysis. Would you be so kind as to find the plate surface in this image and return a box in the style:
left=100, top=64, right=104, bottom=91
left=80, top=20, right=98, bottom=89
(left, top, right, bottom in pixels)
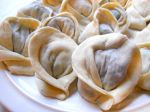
left=0, top=71, right=150, bottom=112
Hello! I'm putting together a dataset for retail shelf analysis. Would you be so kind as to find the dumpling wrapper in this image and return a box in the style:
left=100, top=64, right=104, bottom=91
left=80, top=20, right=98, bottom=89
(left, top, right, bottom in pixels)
left=126, top=0, right=150, bottom=30
left=60, top=0, right=99, bottom=31
left=78, top=5, right=129, bottom=44
left=126, top=24, right=150, bottom=91
left=0, top=17, right=40, bottom=75
left=137, top=43, right=150, bottom=91
left=127, top=23, right=150, bottom=44
left=132, top=0, right=150, bottom=18
left=98, top=0, right=132, bottom=9
left=72, top=33, right=141, bottom=110
left=42, top=0, right=62, bottom=15
left=29, top=27, right=77, bottom=100
left=17, top=1, right=53, bottom=21
left=41, top=12, right=80, bottom=43
left=101, top=2, right=128, bottom=27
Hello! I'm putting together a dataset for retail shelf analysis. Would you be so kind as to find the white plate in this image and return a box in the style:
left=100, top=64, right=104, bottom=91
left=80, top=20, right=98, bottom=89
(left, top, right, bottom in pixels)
left=0, top=70, right=150, bottom=112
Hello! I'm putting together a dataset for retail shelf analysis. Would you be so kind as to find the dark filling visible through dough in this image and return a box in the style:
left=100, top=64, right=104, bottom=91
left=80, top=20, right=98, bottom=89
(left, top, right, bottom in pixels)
left=46, top=16, right=75, bottom=38
left=51, top=51, right=73, bottom=78
left=110, top=9, right=121, bottom=20
left=40, top=46, right=73, bottom=79
left=21, top=1, right=52, bottom=21
left=95, top=48, right=130, bottom=91
left=32, top=3, right=52, bottom=21
left=69, top=0, right=92, bottom=17
left=99, top=24, right=114, bottom=34
left=10, top=22, right=33, bottom=54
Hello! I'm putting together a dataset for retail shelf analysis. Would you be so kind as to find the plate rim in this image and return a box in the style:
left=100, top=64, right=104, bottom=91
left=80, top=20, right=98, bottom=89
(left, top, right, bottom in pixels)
left=4, top=71, right=72, bottom=112
left=1, top=70, right=150, bottom=112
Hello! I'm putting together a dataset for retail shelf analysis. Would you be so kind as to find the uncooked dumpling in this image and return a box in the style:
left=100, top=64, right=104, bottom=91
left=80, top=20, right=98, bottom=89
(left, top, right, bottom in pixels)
left=128, top=24, right=150, bottom=44
left=78, top=4, right=129, bottom=43
left=60, top=0, right=99, bottom=30
left=17, top=1, right=53, bottom=21
left=126, top=0, right=150, bottom=30
left=95, top=48, right=131, bottom=91
left=137, top=43, right=150, bottom=91
left=0, top=17, right=40, bottom=75
left=29, top=27, right=77, bottom=100
left=42, top=12, right=80, bottom=42
left=72, top=33, right=141, bottom=110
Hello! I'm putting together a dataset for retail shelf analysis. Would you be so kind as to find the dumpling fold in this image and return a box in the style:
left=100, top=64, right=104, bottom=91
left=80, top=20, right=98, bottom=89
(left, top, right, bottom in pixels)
left=0, top=17, right=40, bottom=75
left=29, top=27, right=77, bottom=100
left=72, top=33, right=141, bottom=110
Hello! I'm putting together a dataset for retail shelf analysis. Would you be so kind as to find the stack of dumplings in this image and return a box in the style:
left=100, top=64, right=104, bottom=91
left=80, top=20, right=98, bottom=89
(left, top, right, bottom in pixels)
left=0, top=0, right=150, bottom=111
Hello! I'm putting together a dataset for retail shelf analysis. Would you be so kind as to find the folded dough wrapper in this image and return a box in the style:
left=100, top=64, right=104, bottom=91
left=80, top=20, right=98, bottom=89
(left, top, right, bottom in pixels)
left=98, top=0, right=132, bottom=9
left=137, top=43, right=150, bottom=91
left=41, top=12, right=80, bottom=43
left=0, top=17, right=40, bottom=75
left=60, top=0, right=99, bottom=31
left=17, top=1, right=53, bottom=22
left=128, top=24, right=150, bottom=44
left=29, top=27, right=77, bottom=100
left=72, top=33, right=141, bottom=110
left=126, top=0, right=150, bottom=30
left=78, top=4, right=129, bottom=43
left=42, top=0, right=62, bottom=15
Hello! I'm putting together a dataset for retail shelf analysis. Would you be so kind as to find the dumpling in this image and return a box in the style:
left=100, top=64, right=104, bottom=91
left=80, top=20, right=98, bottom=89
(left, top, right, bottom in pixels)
left=126, top=25, right=150, bottom=91
left=0, top=17, right=40, bottom=75
left=60, top=0, right=99, bottom=29
left=126, top=0, right=150, bottom=30
left=101, top=2, right=127, bottom=25
left=29, top=27, right=77, bottom=100
left=132, top=0, right=150, bottom=19
left=17, top=1, right=53, bottom=21
left=72, top=33, right=141, bottom=110
left=42, top=0, right=62, bottom=15
left=137, top=43, right=150, bottom=91
left=98, top=0, right=131, bottom=9
left=78, top=4, right=129, bottom=44
left=128, top=24, right=150, bottom=44
left=41, top=12, right=80, bottom=43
